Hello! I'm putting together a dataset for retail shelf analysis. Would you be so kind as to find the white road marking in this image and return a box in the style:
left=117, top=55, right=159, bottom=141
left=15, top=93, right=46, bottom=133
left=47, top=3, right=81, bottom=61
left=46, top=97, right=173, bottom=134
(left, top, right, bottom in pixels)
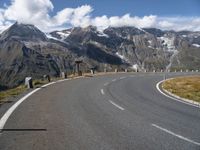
left=56, top=80, right=66, bottom=83
left=152, top=124, right=200, bottom=146
left=120, top=77, right=126, bottom=80
left=109, top=100, right=125, bottom=110
left=0, top=88, right=41, bottom=131
left=156, top=79, right=200, bottom=108
left=104, top=82, right=109, bottom=86
left=101, top=89, right=105, bottom=95
left=41, top=82, right=56, bottom=87
left=0, top=77, right=80, bottom=132
left=112, top=79, right=117, bottom=82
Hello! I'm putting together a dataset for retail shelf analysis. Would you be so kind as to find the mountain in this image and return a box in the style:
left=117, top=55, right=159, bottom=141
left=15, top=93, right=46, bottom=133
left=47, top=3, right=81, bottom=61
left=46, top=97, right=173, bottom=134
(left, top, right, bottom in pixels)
left=0, top=22, right=47, bottom=41
left=0, top=23, right=122, bottom=89
left=58, top=26, right=200, bottom=71
left=0, top=23, right=200, bottom=89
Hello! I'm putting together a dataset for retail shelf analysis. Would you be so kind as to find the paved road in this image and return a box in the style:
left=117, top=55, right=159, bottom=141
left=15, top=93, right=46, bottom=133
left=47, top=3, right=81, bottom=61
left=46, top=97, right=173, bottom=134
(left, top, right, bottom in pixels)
left=0, top=73, right=199, bottom=150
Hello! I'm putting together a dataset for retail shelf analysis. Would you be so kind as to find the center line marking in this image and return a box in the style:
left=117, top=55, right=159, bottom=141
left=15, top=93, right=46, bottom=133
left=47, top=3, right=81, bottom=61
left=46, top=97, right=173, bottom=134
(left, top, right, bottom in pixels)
left=112, top=79, right=117, bottom=82
left=152, top=124, right=200, bottom=146
left=109, top=100, right=125, bottom=110
left=101, top=89, right=105, bottom=95
left=120, top=77, right=126, bottom=80
left=104, top=82, right=109, bottom=86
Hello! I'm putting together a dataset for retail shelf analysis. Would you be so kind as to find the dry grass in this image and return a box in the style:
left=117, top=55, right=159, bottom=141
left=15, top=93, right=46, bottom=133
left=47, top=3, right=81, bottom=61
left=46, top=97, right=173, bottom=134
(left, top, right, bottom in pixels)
left=33, top=79, right=49, bottom=88
left=0, top=79, right=50, bottom=103
left=0, top=85, right=26, bottom=103
left=162, top=76, right=200, bottom=102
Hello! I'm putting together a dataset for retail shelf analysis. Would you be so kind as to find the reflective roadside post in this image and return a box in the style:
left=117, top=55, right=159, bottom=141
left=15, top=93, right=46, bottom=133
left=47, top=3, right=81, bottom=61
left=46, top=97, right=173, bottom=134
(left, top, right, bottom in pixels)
left=61, top=72, right=67, bottom=79
left=43, top=75, right=51, bottom=82
left=75, top=60, right=83, bottom=76
left=90, top=66, right=96, bottom=75
left=163, top=68, right=167, bottom=81
left=25, top=77, right=33, bottom=89
left=164, top=72, right=166, bottom=80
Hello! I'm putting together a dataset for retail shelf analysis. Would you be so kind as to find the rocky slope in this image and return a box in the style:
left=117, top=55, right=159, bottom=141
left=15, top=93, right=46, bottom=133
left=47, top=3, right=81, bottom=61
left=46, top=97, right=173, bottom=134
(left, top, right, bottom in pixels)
left=0, top=22, right=200, bottom=89
left=0, top=23, right=122, bottom=89
left=51, top=26, right=200, bottom=71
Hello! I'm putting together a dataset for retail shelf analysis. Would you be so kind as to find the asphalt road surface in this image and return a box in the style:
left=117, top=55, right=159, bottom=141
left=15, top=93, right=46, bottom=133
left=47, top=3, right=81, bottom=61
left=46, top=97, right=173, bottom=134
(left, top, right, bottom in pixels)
left=0, top=73, right=199, bottom=150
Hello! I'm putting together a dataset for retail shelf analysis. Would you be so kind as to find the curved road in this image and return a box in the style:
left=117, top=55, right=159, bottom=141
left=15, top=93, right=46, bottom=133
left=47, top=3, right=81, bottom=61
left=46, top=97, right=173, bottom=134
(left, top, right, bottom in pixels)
left=0, top=73, right=199, bottom=150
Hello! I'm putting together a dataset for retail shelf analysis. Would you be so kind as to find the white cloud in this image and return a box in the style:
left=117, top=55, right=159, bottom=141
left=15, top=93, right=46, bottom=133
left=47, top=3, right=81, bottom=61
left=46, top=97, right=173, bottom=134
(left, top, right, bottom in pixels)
left=158, top=21, right=174, bottom=28
left=156, top=17, right=200, bottom=31
left=91, top=14, right=157, bottom=30
left=52, top=8, right=74, bottom=26
left=0, top=0, right=199, bottom=32
left=52, top=5, right=92, bottom=28
left=4, top=0, right=53, bottom=24
left=70, top=5, right=93, bottom=27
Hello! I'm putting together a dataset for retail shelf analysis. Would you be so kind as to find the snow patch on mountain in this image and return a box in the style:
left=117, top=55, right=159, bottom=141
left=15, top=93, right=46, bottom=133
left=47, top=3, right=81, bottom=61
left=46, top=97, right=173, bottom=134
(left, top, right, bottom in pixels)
left=97, top=31, right=109, bottom=38
left=46, top=33, right=60, bottom=40
left=182, top=35, right=187, bottom=37
left=147, top=40, right=154, bottom=48
left=192, top=44, right=200, bottom=48
left=116, top=52, right=129, bottom=62
left=158, top=36, right=176, bottom=52
left=158, top=36, right=179, bottom=70
left=148, top=40, right=152, bottom=44
left=56, top=31, right=71, bottom=40
left=45, top=33, right=68, bottom=44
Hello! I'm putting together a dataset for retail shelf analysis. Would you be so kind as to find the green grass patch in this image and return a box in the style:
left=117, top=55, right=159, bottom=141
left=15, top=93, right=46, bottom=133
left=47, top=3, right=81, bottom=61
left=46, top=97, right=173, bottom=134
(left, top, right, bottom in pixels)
left=162, top=76, right=200, bottom=102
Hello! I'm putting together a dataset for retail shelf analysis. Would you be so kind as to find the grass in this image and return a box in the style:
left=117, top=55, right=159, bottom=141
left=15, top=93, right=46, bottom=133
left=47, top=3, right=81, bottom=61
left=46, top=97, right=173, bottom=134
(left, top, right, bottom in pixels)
left=162, top=76, right=200, bottom=103
left=0, top=85, right=27, bottom=103
left=0, top=79, right=51, bottom=103
left=33, top=79, right=49, bottom=88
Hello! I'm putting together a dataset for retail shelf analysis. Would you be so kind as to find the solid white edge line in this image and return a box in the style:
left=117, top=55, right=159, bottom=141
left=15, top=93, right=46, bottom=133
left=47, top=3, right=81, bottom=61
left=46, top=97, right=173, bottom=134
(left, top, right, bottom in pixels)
left=152, top=124, right=200, bottom=146
left=109, top=100, right=125, bottom=110
left=0, top=77, right=81, bottom=132
left=0, top=88, right=41, bottom=131
left=156, top=79, right=200, bottom=108
left=41, top=82, right=56, bottom=88
left=101, top=89, right=105, bottom=95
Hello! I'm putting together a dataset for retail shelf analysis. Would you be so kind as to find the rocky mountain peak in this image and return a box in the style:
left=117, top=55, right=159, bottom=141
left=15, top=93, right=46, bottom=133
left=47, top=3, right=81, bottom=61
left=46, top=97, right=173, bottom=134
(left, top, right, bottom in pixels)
left=0, top=22, right=47, bottom=41
left=104, top=26, right=145, bottom=38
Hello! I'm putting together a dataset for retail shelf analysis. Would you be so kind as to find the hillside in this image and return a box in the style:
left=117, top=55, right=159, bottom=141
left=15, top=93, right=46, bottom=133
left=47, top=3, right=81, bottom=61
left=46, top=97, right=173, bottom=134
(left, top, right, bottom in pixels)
left=0, top=22, right=200, bottom=89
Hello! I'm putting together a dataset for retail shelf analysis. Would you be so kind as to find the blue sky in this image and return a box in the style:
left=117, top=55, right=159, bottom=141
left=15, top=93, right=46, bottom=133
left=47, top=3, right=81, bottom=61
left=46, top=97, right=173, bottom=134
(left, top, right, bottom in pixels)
left=0, top=0, right=199, bottom=32
left=50, top=0, right=200, bottom=17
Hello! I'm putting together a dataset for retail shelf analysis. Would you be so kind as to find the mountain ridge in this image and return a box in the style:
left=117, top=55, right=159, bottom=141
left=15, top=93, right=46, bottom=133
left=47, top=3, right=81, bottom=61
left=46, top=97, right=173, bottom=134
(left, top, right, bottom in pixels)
left=0, top=23, right=200, bottom=89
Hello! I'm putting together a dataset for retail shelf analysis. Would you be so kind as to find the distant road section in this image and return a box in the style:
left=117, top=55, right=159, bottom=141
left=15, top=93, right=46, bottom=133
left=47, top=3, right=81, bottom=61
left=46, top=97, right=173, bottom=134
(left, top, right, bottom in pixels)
left=0, top=73, right=199, bottom=150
